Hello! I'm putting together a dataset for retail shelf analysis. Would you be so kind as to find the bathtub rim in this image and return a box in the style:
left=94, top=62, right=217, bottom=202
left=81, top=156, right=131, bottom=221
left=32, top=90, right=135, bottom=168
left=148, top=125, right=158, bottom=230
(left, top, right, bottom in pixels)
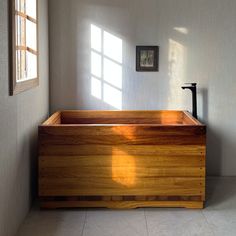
left=41, top=110, right=204, bottom=127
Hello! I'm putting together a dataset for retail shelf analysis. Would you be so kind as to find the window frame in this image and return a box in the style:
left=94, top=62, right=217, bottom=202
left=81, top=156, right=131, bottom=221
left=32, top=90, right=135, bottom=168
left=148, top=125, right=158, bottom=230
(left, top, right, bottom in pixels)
left=9, top=0, right=39, bottom=95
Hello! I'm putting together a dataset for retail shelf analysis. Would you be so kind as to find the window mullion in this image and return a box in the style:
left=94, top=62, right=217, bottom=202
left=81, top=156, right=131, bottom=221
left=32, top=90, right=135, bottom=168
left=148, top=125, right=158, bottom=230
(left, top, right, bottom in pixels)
left=16, top=11, right=37, bottom=24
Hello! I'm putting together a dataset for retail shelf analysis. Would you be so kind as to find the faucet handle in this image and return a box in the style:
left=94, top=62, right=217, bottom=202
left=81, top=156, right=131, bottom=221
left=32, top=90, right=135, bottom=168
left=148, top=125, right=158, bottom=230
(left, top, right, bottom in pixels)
left=184, top=83, right=197, bottom=87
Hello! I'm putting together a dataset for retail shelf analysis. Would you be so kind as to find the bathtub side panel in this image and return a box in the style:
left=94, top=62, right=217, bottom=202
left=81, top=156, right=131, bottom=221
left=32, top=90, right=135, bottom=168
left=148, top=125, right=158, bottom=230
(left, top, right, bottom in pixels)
left=38, top=124, right=206, bottom=208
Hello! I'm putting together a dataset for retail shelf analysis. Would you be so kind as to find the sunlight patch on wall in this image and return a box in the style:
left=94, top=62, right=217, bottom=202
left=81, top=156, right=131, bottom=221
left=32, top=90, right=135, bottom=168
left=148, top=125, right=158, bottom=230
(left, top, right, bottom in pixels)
left=90, top=24, right=123, bottom=110
left=104, top=84, right=122, bottom=110
left=91, top=24, right=102, bottom=52
left=174, top=27, right=188, bottom=35
left=103, top=58, right=122, bottom=89
left=91, top=77, right=102, bottom=99
left=168, top=39, right=187, bottom=109
left=104, top=31, right=122, bottom=63
left=91, top=51, right=102, bottom=78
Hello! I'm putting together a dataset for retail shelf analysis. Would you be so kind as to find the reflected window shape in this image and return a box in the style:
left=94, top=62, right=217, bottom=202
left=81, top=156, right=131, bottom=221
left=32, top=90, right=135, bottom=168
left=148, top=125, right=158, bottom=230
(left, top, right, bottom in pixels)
left=90, top=24, right=123, bottom=110
left=104, top=58, right=122, bottom=89
left=104, top=31, right=122, bottom=63
left=91, top=51, right=102, bottom=78
left=91, top=77, right=102, bottom=99
left=91, top=24, right=102, bottom=52
left=104, top=84, right=122, bottom=110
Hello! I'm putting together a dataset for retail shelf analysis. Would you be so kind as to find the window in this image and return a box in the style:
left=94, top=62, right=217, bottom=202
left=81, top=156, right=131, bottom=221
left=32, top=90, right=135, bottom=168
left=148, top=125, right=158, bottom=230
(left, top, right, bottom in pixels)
left=10, top=0, right=38, bottom=95
left=91, top=24, right=123, bottom=110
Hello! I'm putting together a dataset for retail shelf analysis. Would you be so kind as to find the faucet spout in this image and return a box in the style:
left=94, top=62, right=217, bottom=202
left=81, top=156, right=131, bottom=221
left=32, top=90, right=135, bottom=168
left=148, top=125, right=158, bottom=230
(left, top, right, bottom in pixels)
left=182, top=83, right=198, bottom=119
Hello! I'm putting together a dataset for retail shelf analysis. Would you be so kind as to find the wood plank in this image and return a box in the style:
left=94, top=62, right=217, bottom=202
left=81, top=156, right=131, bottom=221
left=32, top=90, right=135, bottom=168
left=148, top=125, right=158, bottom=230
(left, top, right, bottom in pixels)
left=39, top=134, right=206, bottom=145
left=59, top=110, right=204, bottom=126
left=40, top=200, right=204, bottom=209
left=61, top=110, right=183, bottom=119
left=183, top=111, right=202, bottom=125
left=39, top=166, right=205, bottom=178
left=39, top=177, right=205, bottom=196
left=62, top=117, right=183, bottom=125
left=42, top=112, right=61, bottom=125
left=39, top=125, right=206, bottom=137
left=40, top=195, right=203, bottom=202
left=39, top=155, right=205, bottom=168
left=39, top=144, right=206, bottom=156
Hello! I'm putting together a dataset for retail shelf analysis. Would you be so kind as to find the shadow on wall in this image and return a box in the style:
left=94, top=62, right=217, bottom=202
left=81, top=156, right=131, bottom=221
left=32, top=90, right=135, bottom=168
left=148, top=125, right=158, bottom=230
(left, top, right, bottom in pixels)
left=198, top=88, right=222, bottom=176
left=165, top=18, right=223, bottom=176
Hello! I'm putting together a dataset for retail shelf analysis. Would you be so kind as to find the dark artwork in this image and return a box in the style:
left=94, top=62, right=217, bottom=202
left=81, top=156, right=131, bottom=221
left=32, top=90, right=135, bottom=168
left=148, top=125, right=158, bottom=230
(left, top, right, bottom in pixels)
left=136, top=46, right=159, bottom=71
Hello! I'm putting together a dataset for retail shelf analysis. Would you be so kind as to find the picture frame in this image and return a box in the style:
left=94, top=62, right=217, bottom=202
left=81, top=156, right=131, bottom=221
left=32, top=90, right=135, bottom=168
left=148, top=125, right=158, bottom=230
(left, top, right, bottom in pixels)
left=136, top=46, right=159, bottom=72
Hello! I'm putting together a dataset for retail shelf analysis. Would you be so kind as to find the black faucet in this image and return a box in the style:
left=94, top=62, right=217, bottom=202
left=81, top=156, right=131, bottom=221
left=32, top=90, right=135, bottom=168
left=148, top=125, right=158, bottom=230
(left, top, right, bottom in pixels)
left=182, top=83, right=198, bottom=119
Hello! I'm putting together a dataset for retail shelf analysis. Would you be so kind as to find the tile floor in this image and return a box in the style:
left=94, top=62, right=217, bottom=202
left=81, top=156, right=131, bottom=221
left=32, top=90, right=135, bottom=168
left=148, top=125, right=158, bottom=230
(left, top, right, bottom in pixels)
left=16, top=177, right=236, bottom=236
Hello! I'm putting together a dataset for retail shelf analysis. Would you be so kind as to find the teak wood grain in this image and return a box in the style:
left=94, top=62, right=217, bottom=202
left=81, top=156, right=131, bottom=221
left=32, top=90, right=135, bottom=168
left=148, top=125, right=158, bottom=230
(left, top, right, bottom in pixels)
left=38, top=110, right=206, bottom=209
left=39, top=155, right=205, bottom=167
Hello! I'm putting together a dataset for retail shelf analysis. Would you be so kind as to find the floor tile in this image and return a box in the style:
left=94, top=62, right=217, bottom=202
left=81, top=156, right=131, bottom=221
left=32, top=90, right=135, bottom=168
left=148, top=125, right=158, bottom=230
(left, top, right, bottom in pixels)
left=145, top=208, right=214, bottom=236
left=16, top=207, right=86, bottom=236
left=203, top=177, right=236, bottom=236
left=15, top=177, right=236, bottom=236
left=83, top=209, right=148, bottom=236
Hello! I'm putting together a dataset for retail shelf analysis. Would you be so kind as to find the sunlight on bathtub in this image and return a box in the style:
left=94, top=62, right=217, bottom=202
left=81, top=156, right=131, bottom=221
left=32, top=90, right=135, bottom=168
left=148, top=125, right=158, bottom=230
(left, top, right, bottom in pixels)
left=111, top=126, right=136, bottom=140
left=112, top=148, right=136, bottom=187
left=90, top=24, right=123, bottom=110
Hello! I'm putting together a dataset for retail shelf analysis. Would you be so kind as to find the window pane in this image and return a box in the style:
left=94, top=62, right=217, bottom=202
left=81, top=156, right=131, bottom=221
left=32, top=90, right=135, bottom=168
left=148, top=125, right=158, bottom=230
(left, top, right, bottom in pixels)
left=104, top=31, right=122, bottom=63
left=15, top=0, right=20, bottom=11
left=16, top=50, right=25, bottom=81
left=91, top=24, right=102, bottom=52
left=26, top=19, right=37, bottom=50
left=16, top=0, right=26, bottom=13
left=16, top=50, right=19, bottom=81
left=26, top=51, right=37, bottom=79
left=91, top=51, right=102, bottom=78
left=26, top=0, right=37, bottom=19
left=104, top=83, right=122, bottom=110
left=16, top=15, right=26, bottom=46
left=104, top=58, right=122, bottom=89
left=91, top=77, right=102, bottom=99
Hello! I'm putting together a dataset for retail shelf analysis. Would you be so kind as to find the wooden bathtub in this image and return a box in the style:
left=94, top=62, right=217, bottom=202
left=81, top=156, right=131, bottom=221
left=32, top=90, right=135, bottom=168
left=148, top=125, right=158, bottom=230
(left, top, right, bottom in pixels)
left=38, top=110, right=206, bottom=209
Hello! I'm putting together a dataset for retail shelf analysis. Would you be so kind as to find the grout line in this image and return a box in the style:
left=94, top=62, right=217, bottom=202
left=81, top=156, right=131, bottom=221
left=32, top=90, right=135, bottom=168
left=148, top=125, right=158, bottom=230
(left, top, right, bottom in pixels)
left=144, top=209, right=150, bottom=236
left=81, top=210, right=88, bottom=236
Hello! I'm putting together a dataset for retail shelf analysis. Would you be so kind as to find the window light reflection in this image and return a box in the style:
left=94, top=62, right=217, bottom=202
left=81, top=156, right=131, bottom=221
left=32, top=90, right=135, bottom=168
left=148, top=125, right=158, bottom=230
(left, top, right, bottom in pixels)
left=103, top=58, right=122, bottom=89
left=90, top=24, right=123, bottom=110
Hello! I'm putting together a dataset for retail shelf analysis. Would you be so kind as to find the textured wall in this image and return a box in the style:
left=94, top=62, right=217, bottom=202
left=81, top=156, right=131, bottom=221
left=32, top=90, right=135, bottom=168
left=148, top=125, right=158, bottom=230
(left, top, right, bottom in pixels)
left=0, top=0, right=49, bottom=235
left=49, top=0, right=236, bottom=176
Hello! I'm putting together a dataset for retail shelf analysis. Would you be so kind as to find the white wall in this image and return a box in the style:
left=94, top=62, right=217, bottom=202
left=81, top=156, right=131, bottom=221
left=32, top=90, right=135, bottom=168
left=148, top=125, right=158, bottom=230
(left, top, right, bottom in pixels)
left=0, top=0, right=49, bottom=235
left=49, top=0, right=236, bottom=176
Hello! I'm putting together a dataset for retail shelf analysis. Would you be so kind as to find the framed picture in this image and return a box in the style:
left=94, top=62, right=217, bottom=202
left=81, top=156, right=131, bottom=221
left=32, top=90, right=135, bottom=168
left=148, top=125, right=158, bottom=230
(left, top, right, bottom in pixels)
left=136, top=46, right=159, bottom=72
